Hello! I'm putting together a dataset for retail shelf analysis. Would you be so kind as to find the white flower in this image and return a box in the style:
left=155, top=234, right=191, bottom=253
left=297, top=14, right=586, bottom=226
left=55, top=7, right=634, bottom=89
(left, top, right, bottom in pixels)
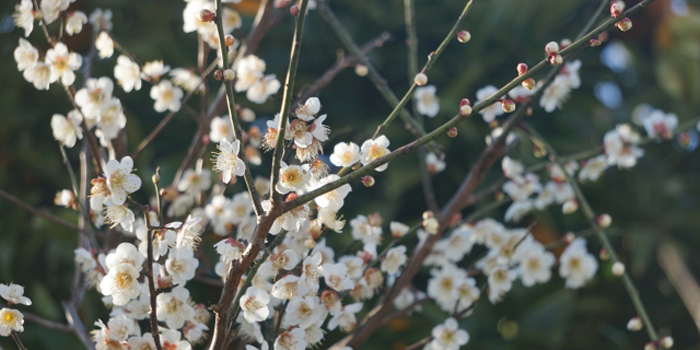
left=539, top=75, right=571, bottom=113
left=240, top=286, right=270, bottom=323
left=173, top=215, right=205, bottom=249
left=247, top=74, right=281, bottom=104
left=284, top=296, right=325, bottom=329
left=313, top=175, right=351, bottom=211
left=323, top=263, right=355, bottom=291
left=0, top=308, right=24, bottom=336
left=427, top=317, right=469, bottom=350
left=270, top=249, right=298, bottom=274
left=476, top=85, right=504, bottom=123
left=502, top=156, right=524, bottom=181
left=75, top=77, right=115, bottom=122
left=330, top=142, right=361, bottom=168
left=156, top=286, right=195, bottom=329
left=51, top=110, right=83, bottom=147
left=561, top=59, right=582, bottom=89
left=276, top=162, right=309, bottom=194
left=166, top=247, right=200, bottom=285
left=360, top=135, right=391, bottom=171
left=604, top=124, right=644, bottom=168
left=390, top=221, right=410, bottom=239
left=517, top=243, right=555, bottom=287
left=45, top=42, right=82, bottom=86
left=235, top=55, right=266, bottom=92
left=381, top=245, right=407, bottom=276
left=114, top=55, right=142, bottom=92
left=0, top=284, right=31, bottom=306
left=578, top=155, right=608, bottom=181
left=100, top=263, right=140, bottom=305
left=65, top=11, right=88, bottom=35
left=23, top=62, right=51, bottom=90
left=170, top=68, right=203, bottom=93
left=13, top=0, right=34, bottom=37
left=127, top=333, right=156, bottom=350
left=246, top=341, right=269, bottom=350
left=271, top=274, right=307, bottom=300
left=14, top=38, right=39, bottom=72
left=178, top=168, right=212, bottom=193
left=488, top=265, right=517, bottom=303
left=150, top=80, right=184, bottom=113
left=274, top=328, right=306, bottom=350
left=425, top=152, right=445, bottom=174
left=350, top=215, right=382, bottom=245
left=559, top=238, right=598, bottom=288
left=295, top=97, right=322, bottom=121
left=209, top=116, right=234, bottom=143
left=89, top=8, right=113, bottom=31
left=95, top=98, right=127, bottom=145
left=104, top=156, right=141, bottom=205
left=160, top=328, right=193, bottom=350
left=300, top=252, right=324, bottom=292
left=103, top=200, right=136, bottom=232
left=141, top=60, right=171, bottom=81
left=327, top=303, right=362, bottom=332
left=213, top=139, right=246, bottom=184
left=96, top=31, right=115, bottom=59
left=415, top=85, right=440, bottom=117
left=641, top=110, right=678, bottom=139
left=427, top=263, right=463, bottom=305
left=214, top=238, right=246, bottom=264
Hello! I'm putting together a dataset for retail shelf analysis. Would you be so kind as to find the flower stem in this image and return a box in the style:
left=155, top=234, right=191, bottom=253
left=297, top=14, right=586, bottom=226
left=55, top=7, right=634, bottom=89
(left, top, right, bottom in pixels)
left=142, top=205, right=164, bottom=350
left=10, top=331, right=27, bottom=350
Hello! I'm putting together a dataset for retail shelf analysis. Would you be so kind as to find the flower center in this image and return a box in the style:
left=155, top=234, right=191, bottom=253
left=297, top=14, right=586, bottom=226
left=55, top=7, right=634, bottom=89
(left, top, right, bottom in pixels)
left=115, top=271, right=133, bottom=289
left=244, top=296, right=264, bottom=311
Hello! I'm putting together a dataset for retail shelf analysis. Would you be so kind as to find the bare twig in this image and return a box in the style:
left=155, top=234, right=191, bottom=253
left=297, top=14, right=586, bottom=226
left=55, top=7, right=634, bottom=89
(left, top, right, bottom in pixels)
left=0, top=189, right=85, bottom=234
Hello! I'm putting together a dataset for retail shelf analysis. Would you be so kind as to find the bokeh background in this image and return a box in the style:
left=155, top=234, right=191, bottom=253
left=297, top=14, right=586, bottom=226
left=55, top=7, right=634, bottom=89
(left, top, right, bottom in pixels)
left=1, top=0, right=700, bottom=349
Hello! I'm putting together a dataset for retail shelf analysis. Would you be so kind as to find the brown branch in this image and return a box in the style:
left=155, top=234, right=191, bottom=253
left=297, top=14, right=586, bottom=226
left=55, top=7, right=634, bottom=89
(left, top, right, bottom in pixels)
left=0, top=189, right=87, bottom=234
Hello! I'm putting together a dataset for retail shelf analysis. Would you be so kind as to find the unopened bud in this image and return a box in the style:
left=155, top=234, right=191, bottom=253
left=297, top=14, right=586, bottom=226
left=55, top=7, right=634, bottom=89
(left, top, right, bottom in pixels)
left=545, top=41, right=560, bottom=55
left=548, top=54, right=563, bottom=65
left=460, top=98, right=471, bottom=107
left=562, top=199, right=578, bottom=214
left=223, top=69, right=235, bottom=82
left=304, top=239, right=316, bottom=250
left=422, top=211, right=434, bottom=220
left=526, top=107, right=533, bottom=116
left=588, top=38, right=602, bottom=47
left=459, top=104, right=472, bottom=117
left=197, top=9, right=216, bottom=23
left=456, top=30, right=471, bottom=43
left=563, top=232, right=576, bottom=244
left=612, top=262, right=625, bottom=276
left=610, top=0, right=625, bottom=18
left=354, top=64, right=368, bottom=77
left=627, top=316, right=643, bottom=331
left=414, top=72, right=428, bottom=86
left=660, top=336, right=674, bottom=349
left=152, top=173, right=160, bottom=184
left=501, top=99, right=515, bottom=113
left=560, top=38, right=572, bottom=49
left=600, top=247, right=610, bottom=260
left=645, top=343, right=658, bottom=350
left=290, top=4, right=300, bottom=16
left=616, top=18, right=632, bottom=32
left=362, top=175, right=375, bottom=187
left=522, top=77, right=535, bottom=90
left=213, top=70, right=223, bottom=81
left=447, top=126, right=458, bottom=138
left=516, top=63, right=528, bottom=76
left=597, top=213, right=612, bottom=228
left=423, top=217, right=439, bottom=235
left=598, top=31, right=609, bottom=43
left=240, top=108, right=256, bottom=122
left=224, top=35, right=236, bottom=47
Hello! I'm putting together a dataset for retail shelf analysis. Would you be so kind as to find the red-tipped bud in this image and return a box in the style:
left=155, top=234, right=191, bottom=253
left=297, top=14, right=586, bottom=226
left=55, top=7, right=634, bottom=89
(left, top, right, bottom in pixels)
left=197, top=9, right=216, bottom=23
left=610, top=0, right=625, bottom=18
left=597, top=213, right=612, bottom=228
left=545, top=41, right=560, bottom=55
left=562, top=199, right=578, bottom=213
left=459, top=104, right=472, bottom=117
left=290, top=4, right=300, bottom=16
left=447, top=126, right=458, bottom=138
left=627, top=316, right=643, bottom=331
left=560, top=38, right=572, bottom=49
left=460, top=98, right=471, bottom=107
left=548, top=54, right=563, bottom=65
left=600, top=247, right=610, bottom=260
left=516, top=63, right=528, bottom=76
left=456, top=30, right=471, bottom=43
left=588, top=38, right=601, bottom=47
left=501, top=99, right=515, bottom=113
left=660, top=336, right=674, bottom=349
left=563, top=232, right=576, bottom=244
left=522, top=77, right=535, bottom=90
left=616, top=18, right=632, bottom=32
left=612, top=262, right=625, bottom=276
left=362, top=176, right=375, bottom=187
left=224, top=35, right=236, bottom=47
left=213, top=70, right=223, bottom=80
left=414, top=72, right=428, bottom=86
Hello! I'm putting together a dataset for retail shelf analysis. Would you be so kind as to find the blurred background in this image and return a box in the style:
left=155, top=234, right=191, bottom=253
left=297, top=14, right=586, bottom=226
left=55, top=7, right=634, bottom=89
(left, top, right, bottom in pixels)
left=1, top=0, right=700, bottom=349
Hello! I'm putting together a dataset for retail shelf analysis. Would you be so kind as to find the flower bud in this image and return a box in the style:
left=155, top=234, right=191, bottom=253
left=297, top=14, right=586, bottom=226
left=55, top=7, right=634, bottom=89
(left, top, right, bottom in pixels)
left=456, top=30, right=471, bottom=43
left=611, top=262, right=625, bottom=276
left=597, top=213, right=612, bottom=228
left=240, top=108, right=256, bottom=122
left=364, top=268, right=384, bottom=289
left=460, top=98, right=471, bottom=107
left=501, top=99, right=516, bottom=113
left=447, top=126, right=458, bottom=138
left=362, top=175, right=375, bottom=187
left=414, top=72, right=428, bottom=86
left=223, top=69, right=235, bottom=82
left=304, top=239, right=316, bottom=250
left=562, top=199, right=578, bottom=214
left=560, top=38, right=572, bottom=49
left=516, top=63, right=528, bottom=76
left=627, top=317, right=643, bottom=331
left=615, top=18, right=632, bottom=32
left=660, top=336, right=674, bottom=349
left=213, top=70, right=223, bottom=80
left=522, top=77, right=535, bottom=90
left=290, top=5, right=300, bottom=16
left=645, top=343, right=658, bottom=350
left=354, top=64, right=368, bottom=77
left=610, top=0, right=625, bottom=18
left=459, top=104, right=472, bottom=117
left=600, top=247, right=610, bottom=260
left=588, top=38, right=601, bottom=47
left=548, top=54, right=563, bottom=65
left=321, top=290, right=340, bottom=310
left=563, top=232, right=576, bottom=244
left=423, top=217, right=439, bottom=235
left=224, top=35, right=236, bottom=47
left=422, top=211, right=434, bottom=220
left=545, top=41, right=560, bottom=55
left=152, top=173, right=160, bottom=184
left=598, top=31, right=609, bottom=43
left=197, top=9, right=216, bottom=23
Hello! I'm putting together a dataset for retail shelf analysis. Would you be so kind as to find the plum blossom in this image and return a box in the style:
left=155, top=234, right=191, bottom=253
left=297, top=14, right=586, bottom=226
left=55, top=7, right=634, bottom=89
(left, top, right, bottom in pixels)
left=579, top=155, right=608, bottom=182
left=209, top=116, right=234, bottom=143
left=65, top=11, right=88, bottom=35
left=213, top=139, right=246, bottom=184
left=240, top=286, right=270, bottom=323
left=276, top=162, right=309, bottom=194
left=425, top=318, right=469, bottom=350
left=330, top=142, right=361, bottom=168
left=104, top=156, right=141, bottom=205
left=360, top=135, right=391, bottom=171
left=96, top=32, right=115, bottom=59
left=327, top=303, right=362, bottom=332
left=165, top=247, right=199, bottom=285
left=641, top=109, right=678, bottom=139
left=0, top=308, right=24, bottom=336
left=488, top=265, right=517, bottom=303
left=604, top=124, right=644, bottom=168
left=150, top=80, right=184, bottom=112
left=313, top=175, right=351, bottom=211
left=51, top=110, right=83, bottom=147
left=415, top=85, right=440, bottom=117
left=559, top=238, right=598, bottom=288
left=380, top=245, right=407, bottom=276
left=100, top=243, right=143, bottom=305
left=247, top=74, right=281, bottom=104
left=476, top=85, right=504, bottom=122
left=14, top=38, right=38, bottom=72
left=114, top=56, right=142, bottom=92
left=75, top=77, right=115, bottom=122
left=274, top=328, right=306, bottom=350
left=0, top=283, right=32, bottom=306
left=13, top=0, right=34, bottom=37
left=46, top=43, right=82, bottom=86
left=517, top=243, right=555, bottom=286
left=323, top=263, right=354, bottom=292
left=294, top=97, right=321, bottom=121
left=156, top=286, right=196, bottom=329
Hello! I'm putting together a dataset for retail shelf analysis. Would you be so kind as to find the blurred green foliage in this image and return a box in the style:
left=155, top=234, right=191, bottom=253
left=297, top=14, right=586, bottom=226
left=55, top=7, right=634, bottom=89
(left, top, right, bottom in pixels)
left=1, top=0, right=700, bottom=349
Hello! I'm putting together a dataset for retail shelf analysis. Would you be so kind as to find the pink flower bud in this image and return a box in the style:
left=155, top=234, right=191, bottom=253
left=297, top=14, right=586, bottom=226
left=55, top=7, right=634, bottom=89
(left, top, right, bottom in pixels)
left=460, top=98, right=471, bottom=107
left=560, top=38, right=572, bottom=49
left=362, top=176, right=375, bottom=187
left=213, top=70, right=223, bottom=80
left=225, top=35, right=236, bottom=47
left=645, top=343, right=658, bottom=350
left=414, top=72, right=428, bottom=86
left=627, top=316, right=643, bottom=331
left=597, top=213, right=612, bottom=228
left=660, top=336, right=674, bottom=349
left=588, top=38, right=602, bottom=47
left=548, top=54, right=563, bottom=65
left=600, top=247, right=610, bottom=260
left=501, top=99, right=515, bottom=113
left=290, top=5, right=300, bottom=16
left=612, top=262, right=625, bottom=276
left=456, top=30, right=471, bottom=43
left=616, top=18, right=632, bottom=32
left=610, top=0, right=625, bottom=18
left=522, top=77, right=536, bottom=90
left=197, top=9, right=216, bottom=23
left=223, top=69, right=235, bottom=82
left=562, top=199, right=578, bottom=214
left=447, top=126, right=458, bottom=138
left=545, top=41, right=560, bottom=55
left=516, top=63, right=528, bottom=76
left=459, top=104, right=472, bottom=117
left=354, top=64, right=368, bottom=77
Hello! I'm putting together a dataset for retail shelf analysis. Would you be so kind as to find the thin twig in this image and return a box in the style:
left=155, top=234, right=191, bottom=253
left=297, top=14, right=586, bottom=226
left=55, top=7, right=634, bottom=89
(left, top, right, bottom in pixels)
left=142, top=204, right=164, bottom=350
left=0, top=189, right=85, bottom=234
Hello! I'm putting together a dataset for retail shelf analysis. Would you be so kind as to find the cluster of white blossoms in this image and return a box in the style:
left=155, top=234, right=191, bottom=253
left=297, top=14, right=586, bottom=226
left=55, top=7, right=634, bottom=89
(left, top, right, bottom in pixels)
left=235, top=54, right=282, bottom=104
left=0, top=283, right=31, bottom=337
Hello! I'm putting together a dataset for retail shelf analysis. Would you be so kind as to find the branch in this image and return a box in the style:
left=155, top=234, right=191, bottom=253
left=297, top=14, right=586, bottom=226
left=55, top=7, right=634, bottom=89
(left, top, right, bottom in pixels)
left=142, top=205, right=164, bottom=350
left=0, top=189, right=85, bottom=233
